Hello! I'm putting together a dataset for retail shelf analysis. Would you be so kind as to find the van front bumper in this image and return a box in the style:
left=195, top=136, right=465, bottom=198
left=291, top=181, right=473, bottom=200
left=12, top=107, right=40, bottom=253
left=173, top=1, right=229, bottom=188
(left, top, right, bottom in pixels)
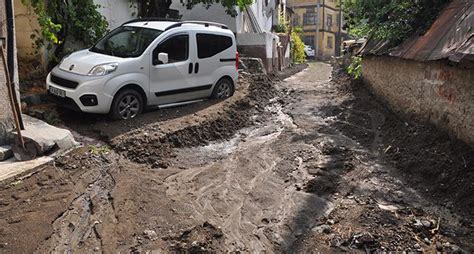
left=46, top=67, right=114, bottom=114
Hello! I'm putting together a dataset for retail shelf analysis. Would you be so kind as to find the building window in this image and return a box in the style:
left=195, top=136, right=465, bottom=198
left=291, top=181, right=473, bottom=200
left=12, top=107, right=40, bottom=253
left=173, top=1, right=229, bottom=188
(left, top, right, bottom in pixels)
left=303, top=13, right=317, bottom=25
left=304, top=36, right=315, bottom=48
left=326, top=14, right=333, bottom=30
left=327, top=36, right=333, bottom=48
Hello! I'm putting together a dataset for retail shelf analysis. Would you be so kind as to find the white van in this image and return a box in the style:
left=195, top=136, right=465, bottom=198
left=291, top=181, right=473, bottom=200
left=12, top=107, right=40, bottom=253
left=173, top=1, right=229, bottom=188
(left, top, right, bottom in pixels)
left=46, top=19, right=239, bottom=120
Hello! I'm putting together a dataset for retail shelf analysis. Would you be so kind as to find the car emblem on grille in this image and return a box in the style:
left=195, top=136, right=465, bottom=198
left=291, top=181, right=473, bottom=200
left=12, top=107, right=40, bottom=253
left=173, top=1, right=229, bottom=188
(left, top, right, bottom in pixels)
left=69, top=64, right=75, bottom=71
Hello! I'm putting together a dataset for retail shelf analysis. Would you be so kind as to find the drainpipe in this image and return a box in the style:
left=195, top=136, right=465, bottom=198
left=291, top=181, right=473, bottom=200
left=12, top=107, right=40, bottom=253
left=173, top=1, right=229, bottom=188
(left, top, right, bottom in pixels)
left=5, top=0, right=24, bottom=129
left=315, top=1, right=320, bottom=60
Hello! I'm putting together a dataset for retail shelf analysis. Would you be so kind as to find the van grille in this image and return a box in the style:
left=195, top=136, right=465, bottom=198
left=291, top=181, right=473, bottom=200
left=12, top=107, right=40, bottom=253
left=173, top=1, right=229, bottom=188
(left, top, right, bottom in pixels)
left=51, top=74, right=79, bottom=89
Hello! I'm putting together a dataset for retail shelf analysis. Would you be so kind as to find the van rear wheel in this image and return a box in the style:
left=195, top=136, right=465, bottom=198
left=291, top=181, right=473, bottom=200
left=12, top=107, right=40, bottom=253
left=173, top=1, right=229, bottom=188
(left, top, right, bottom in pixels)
left=211, top=78, right=234, bottom=99
left=110, top=89, right=143, bottom=120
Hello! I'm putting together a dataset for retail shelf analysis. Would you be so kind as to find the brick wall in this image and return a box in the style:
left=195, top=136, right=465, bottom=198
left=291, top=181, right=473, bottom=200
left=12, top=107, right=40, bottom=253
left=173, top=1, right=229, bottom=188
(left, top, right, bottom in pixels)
left=362, top=55, right=474, bottom=147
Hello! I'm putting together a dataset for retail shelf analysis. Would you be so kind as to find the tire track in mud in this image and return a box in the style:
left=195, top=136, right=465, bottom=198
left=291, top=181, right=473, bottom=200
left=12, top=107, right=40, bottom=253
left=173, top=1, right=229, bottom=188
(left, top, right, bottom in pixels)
left=161, top=67, right=338, bottom=252
left=2, top=64, right=337, bottom=253
left=22, top=64, right=379, bottom=253
left=32, top=68, right=311, bottom=253
left=164, top=105, right=294, bottom=252
left=35, top=153, right=119, bottom=253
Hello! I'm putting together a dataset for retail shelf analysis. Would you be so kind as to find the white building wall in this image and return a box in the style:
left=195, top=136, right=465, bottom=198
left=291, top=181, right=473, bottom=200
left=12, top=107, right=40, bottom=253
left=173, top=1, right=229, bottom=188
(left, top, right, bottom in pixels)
left=171, top=0, right=275, bottom=34
left=95, top=0, right=135, bottom=30
left=247, top=0, right=274, bottom=32
left=169, top=2, right=238, bottom=32
left=237, top=32, right=279, bottom=58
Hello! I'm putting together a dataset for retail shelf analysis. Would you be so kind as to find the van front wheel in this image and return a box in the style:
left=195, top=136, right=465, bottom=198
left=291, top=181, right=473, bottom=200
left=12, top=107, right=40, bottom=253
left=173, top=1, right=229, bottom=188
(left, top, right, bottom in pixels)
left=211, top=78, right=234, bottom=99
left=110, top=89, right=143, bottom=120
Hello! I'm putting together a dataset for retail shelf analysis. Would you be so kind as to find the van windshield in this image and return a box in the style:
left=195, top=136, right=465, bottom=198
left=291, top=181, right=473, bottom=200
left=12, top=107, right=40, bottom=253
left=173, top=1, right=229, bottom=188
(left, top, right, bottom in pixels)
left=90, top=26, right=162, bottom=58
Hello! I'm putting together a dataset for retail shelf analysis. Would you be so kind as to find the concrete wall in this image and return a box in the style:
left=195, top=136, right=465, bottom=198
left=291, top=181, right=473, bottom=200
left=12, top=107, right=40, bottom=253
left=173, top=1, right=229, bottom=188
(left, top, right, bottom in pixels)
left=237, top=32, right=280, bottom=73
left=14, top=0, right=41, bottom=60
left=363, top=56, right=474, bottom=146
left=0, top=0, right=14, bottom=145
left=171, top=0, right=275, bottom=34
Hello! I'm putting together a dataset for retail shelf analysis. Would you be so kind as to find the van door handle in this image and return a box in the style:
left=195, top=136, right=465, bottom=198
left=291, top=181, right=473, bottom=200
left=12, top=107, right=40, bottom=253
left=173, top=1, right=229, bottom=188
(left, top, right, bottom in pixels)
left=195, top=63, right=199, bottom=74
left=188, top=63, right=193, bottom=74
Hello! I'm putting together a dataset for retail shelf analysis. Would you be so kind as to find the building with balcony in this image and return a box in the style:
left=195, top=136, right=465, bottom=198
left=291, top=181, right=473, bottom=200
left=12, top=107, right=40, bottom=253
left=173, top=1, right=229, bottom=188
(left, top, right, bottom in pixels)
left=288, top=0, right=348, bottom=60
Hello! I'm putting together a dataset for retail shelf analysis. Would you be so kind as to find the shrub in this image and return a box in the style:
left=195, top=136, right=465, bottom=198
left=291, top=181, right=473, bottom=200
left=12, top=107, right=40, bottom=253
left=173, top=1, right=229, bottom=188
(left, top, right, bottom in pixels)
left=342, top=0, right=449, bottom=44
left=347, top=56, right=362, bottom=79
left=291, top=31, right=306, bottom=64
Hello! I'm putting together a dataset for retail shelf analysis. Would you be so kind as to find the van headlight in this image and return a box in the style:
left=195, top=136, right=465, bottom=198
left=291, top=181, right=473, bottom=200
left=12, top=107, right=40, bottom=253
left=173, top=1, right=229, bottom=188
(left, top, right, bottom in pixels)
left=88, top=63, right=119, bottom=76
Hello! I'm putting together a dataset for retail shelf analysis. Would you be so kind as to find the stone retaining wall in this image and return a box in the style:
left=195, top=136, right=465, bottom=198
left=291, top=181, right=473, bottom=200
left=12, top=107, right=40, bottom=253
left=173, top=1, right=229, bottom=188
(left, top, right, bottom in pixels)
left=362, top=56, right=473, bottom=147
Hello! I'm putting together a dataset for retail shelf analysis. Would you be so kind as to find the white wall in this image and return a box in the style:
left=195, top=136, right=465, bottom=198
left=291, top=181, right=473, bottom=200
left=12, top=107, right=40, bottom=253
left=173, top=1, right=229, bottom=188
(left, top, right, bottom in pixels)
left=95, top=0, right=135, bottom=30
left=170, top=2, right=238, bottom=32
left=171, top=0, right=275, bottom=34
left=237, top=32, right=279, bottom=58
left=247, top=0, right=274, bottom=32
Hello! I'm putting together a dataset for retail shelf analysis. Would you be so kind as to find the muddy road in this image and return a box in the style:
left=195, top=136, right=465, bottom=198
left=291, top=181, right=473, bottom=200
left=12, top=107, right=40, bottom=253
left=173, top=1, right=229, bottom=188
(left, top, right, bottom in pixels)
left=1, top=63, right=473, bottom=253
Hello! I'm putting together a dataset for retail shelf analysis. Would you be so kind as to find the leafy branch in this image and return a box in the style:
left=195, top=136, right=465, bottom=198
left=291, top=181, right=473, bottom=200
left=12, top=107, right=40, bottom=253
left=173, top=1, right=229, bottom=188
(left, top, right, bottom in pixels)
left=21, top=0, right=108, bottom=64
left=131, top=0, right=253, bottom=18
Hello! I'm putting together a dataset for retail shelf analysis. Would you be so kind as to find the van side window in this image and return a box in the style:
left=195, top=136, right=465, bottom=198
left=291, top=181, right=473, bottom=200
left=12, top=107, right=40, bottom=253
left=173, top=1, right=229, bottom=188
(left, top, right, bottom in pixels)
left=196, top=34, right=233, bottom=59
left=153, top=34, right=189, bottom=65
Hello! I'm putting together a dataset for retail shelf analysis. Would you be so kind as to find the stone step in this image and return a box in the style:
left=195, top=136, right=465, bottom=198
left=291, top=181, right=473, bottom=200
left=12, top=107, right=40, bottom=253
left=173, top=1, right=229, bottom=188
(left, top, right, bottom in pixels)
left=0, top=145, right=13, bottom=161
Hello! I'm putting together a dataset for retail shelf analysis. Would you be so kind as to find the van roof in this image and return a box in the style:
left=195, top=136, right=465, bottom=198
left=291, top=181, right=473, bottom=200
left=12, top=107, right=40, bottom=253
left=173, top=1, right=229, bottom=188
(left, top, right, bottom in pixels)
left=124, top=21, right=177, bottom=31
left=124, top=20, right=230, bottom=32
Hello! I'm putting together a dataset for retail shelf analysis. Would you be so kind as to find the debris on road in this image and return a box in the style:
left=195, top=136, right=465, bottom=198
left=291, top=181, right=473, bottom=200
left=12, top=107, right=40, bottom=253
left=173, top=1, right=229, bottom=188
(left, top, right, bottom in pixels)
left=167, top=222, right=225, bottom=253
left=0, top=63, right=472, bottom=253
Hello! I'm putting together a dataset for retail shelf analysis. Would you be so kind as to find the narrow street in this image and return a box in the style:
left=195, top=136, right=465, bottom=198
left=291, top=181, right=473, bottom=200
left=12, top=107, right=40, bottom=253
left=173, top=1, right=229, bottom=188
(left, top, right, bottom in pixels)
left=0, top=63, right=473, bottom=253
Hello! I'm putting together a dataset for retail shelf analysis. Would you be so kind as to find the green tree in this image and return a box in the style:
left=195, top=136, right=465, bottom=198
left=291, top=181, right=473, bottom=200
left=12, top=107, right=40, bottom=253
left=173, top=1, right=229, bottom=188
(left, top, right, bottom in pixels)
left=134, top=0, right=253, bottom=18
left=342, top=0, right=449, bottom=44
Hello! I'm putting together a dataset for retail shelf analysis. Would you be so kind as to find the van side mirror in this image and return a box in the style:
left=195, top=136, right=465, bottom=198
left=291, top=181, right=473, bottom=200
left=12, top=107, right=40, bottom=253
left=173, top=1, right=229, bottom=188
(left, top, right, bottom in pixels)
left=158, top=53, right=169, bottom=64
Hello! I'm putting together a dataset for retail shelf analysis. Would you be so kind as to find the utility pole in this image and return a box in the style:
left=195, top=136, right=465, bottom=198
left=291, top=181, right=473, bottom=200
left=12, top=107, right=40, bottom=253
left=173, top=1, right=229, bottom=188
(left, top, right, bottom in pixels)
left=315, top=1, right=320, bottom=60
